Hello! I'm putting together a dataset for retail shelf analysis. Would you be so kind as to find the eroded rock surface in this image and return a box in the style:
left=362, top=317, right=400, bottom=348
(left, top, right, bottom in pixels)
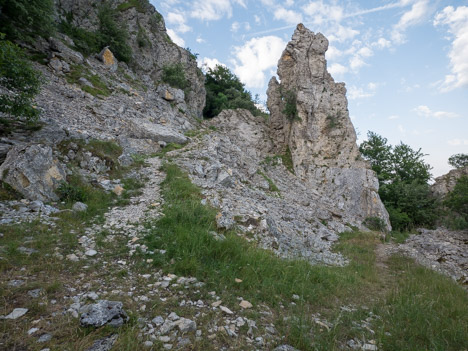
left=267, top=24, right=390, bottom=229
left=431, top=166, right=468, bottom=197
left=0, top=144, right=66, bottom=201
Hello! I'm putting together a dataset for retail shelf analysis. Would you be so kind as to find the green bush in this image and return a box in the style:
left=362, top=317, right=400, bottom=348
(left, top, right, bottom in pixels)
left=59, top=3, right=132, bottom=63
left=97, top=3, right=132, bottom=63
left=448, top=153, right=468, bottom=169
left=444, top=175, right=468, bottom=229
left=203, top=65, right=266, bottom=118
left=282, top=90, right=298, bottom=121
left=161, top=63, right=189, bottom=90
left=57, top=177, right=89, bottom=203
left=0, top=37, right=42, bottom=122
left=364, top=216, right=387, bottom=232
left=0, top=0, right=55, bottom=40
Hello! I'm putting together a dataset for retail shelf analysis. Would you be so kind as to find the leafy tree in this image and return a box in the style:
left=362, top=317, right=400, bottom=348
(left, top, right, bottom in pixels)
left=0, top=0, right=55, bottom=40
left=359, top=131, right=437, bottom=231
left=359, top=131, right=392, bottom=182
left=203, top=65, right=265, bottom=118
left=448, top=153, right=468, bottom=169
left=0, top=36, right=41, bottom=122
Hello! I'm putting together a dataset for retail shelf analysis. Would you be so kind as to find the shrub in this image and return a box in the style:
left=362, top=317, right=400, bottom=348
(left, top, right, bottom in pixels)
left=97, top=3, right=132, bottom=63
left=0, top=0, right=55, bottom=40
left=282, top=90, right=298, bottom=121
left=203, top=65, right=266, bottom=118
left=444, top=175, right=468, bottom=229
left=364, top=216, right=387, bottom=232
left=161, top=63, right=189, bottom=90
left=448, top=153, right=468, bottom=169
left=0, top=37, right=42, bottom=122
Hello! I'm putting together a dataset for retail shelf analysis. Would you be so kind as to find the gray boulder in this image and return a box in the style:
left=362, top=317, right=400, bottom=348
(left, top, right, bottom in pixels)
left=129, top=119, right=188, bottom=144
left=49, top=37, right=84, bottom=64
left=80, top=300, right=128, bottom=328
left=86, top=334, right=118, bottom=351
left=0, top=144, right=67, bottom=201
left=273, top=345, right=300, bottom=351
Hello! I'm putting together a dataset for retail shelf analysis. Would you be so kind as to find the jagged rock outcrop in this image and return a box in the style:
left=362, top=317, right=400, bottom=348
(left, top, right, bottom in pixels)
left=267, top=24, right=390, bottom=229
left=0, top=144, right=66, bottom=201
left=431, top=166, right=468, bottom=197
left=54, top=0, right=205, bottom=117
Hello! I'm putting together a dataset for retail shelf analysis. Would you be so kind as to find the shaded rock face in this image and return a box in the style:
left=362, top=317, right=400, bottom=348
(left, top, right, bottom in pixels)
left=267, top=24, right=390, bottom=229
left=431, top=166, right=468, bottom=197
left=55, top=0, right=205, bottom=117
left=0, top=144, right=66, bottom=201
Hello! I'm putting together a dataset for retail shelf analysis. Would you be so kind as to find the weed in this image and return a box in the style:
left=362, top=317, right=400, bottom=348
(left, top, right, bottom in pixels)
left=66, top=64, right=112, bottom=98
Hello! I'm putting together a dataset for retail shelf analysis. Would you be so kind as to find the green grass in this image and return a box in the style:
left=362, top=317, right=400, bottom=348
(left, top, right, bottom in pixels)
left=66, top=65, right=112, bottom=97
left=373, top=255, right=468, bottom=351
left=257, top=169, right=280, bottom=193
left=281, top=147, right=294, bottom=174
left=144, top=163, right=468, bottom=350
left=116, top=0, right=149, bottom=13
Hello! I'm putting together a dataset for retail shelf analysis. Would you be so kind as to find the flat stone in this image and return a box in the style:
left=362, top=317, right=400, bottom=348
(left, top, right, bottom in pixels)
left=72, top=202, right=88, bottom=212
left=86, top=334, right=118, bottom=351
left=239, top=300, right=253, bottom=309
left=37, top=333, right=52, bottom=343
left=85, top=249, right=97, bottom=257
left=219, top=306, right=234, bottom=315
left=80, top=300, right=128, bottom=328
left=1, top=308, right=28, bottom=320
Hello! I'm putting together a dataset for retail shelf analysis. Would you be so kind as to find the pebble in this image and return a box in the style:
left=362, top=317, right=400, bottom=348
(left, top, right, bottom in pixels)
left=85, top=249, right=97, bottom=257
left=239, top=300, right=253, bottom=309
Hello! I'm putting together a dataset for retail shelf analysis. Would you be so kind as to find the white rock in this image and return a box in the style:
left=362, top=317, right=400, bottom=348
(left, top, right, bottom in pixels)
left=239, top=300, right=253, bottom=309
left=85, top=249, right=97, bottom=257
left=2, top=308, right=28, bottom=320
left=220, top=306, right=234, bottom=315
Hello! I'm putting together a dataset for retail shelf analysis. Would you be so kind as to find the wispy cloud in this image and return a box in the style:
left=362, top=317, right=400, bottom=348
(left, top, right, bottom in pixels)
left=413, top=105, right=459, bottom=119
left=434, top=6, right=468, bottom=91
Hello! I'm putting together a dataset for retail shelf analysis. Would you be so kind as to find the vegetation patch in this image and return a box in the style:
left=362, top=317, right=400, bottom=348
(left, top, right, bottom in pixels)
left=282, top=89, right=299, bottom=121
left=66, top=65, right=112, bottom=98
left=117, top=0, right=150, bottom=13
left=203, top=65, right=267, bottom=118
left=161, top=63, right=189, bottom=91
left=0, top=36, right=42, bottom=123
left=257, top=169, right=280, bottom=193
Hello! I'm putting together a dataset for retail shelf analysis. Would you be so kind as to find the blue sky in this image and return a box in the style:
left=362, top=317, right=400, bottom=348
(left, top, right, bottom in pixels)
left=151, top=0, right=468, bottom=178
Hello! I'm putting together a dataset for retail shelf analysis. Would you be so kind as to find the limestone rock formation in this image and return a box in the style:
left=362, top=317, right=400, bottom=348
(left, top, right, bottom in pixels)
left=431, top=166, right=468, bottom=197
left=267, top=24, right=390, bottom=229
left=0, top=144, right=66, bottom=201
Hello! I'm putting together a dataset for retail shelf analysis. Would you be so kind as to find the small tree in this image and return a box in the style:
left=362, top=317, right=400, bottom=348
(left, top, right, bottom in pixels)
left=0, top=36, right=42, bottom=122
left=359, top=131, right=436, bottom=231
left=448, top=153, right=468, bottom=169
left=203, top=65, right=265, bottom=118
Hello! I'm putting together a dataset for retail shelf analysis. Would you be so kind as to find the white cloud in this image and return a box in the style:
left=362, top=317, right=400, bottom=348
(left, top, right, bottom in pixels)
left=167, top=29, right=185, bottom=46
left=434, top=6, right=468, bottom=91
left=231, top=21, right=240, bottom=32
left=391, top=0, right=429, bottom=44
left=303, top=2, right=344, bottom=23
left=196, top=36, right=206, bottom=43
left=326, top=45, right=342, bottom=61
left=199, top=57, right=226, bottom=72
left=328, top=63, right=348, bottom=76
left=285, top=0, right=294, bottom=6
left=448, top=139, right=468, bottom=146
left=190, top=0, right=245, bottom=21
left=388, top=115, right=400, bottom=120
left=167, top=12, right=191, bottom=33
left=254, top=15, right=261, bottom=24
left=374, top=37, right=391, bottom=49
left=413, top=105, right=459, bottom=119
left=232, top=36, right=287, bottom=88
left=347, top=82, right=379, bottom=100
left=274, top=7, right=303, bottom=25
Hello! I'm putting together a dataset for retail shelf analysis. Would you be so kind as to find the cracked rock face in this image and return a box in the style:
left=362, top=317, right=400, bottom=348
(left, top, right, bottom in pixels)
left=267, top=24, right=390, bottom=229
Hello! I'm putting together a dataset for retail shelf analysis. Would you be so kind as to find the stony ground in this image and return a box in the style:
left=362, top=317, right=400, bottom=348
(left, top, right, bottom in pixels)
left=1, top=150, right=467, bottom=351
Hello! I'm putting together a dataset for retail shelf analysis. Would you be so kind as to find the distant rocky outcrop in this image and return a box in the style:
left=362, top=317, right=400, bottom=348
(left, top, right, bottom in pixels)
left=431, top=166, right=468, bottom=197
left=267, top=24, right=390, bottom=230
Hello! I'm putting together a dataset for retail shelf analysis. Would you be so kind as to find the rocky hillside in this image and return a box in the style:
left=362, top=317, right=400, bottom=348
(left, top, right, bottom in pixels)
left=1, top=2, right=467, bottom=351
